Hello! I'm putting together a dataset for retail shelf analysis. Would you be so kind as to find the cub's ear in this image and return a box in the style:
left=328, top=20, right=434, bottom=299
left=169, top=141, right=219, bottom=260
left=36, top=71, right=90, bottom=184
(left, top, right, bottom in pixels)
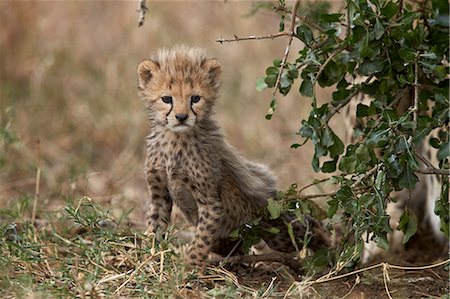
left=137, top=59, right=159, bottom=89
left=201, top=58, right=221, bottom=88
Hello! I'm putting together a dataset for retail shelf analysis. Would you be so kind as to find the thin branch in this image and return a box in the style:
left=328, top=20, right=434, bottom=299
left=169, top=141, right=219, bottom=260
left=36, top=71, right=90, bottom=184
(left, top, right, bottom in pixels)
left=415, top=150, right=450, bottom=175
left=313, top=259, right=449, bottom=284
left=212, top=251, right=300, bottom=272
left=296, top=166, right=379, bottom=201
left=298, top=192, right=337, bottom=200
left=350, top=165, right=379, bottom=189
left=323, top=75, right=373, bottom=125
left=274, top=4, right=326, bottom=34
left=298, top=178, right=330, bottom=194
left=315, top=45, right=346, bottom=84
left=272, top=0, right=300, bottom=97
left=137, top=0, right=148, bottom=27
left=413, top=59, right=419, bottom=131
left=216, top=32, right=290, bottom=43
left=415, top=168, right=450, bottom=175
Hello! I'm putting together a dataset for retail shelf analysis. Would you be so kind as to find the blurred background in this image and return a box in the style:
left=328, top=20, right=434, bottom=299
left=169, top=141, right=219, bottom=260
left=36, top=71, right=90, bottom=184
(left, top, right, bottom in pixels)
left=1, top=1, right=339, bottom=225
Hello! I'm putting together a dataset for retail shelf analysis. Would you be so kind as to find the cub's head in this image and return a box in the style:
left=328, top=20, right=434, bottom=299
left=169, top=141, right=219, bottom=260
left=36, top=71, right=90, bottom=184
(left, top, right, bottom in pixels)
left=137, top=46, right=221, bottom=133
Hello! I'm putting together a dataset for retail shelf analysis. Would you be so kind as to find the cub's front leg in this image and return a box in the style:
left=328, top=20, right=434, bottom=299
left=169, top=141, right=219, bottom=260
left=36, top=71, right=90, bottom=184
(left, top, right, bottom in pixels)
left=145, top=168, right=172, bottom=238
left=186, top=194, right=224, bottom=269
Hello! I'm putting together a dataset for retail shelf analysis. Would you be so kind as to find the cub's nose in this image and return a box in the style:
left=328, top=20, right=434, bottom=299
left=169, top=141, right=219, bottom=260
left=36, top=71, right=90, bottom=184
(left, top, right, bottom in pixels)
left=175, top=113, right=189, bottom=122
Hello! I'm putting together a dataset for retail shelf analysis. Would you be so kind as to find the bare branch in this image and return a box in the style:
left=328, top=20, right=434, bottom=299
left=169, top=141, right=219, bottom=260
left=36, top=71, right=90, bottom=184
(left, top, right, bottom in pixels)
left=211, top=251, right=301, bottom=271
left=413, top=59, right=419, bottom=131
left=415, top=150, right=450, bottom=175
left=298, top=192, right=336, bottom=200
left=416, top=168, right=450, bottom=175
left=272, top=0, right=300, bottom=97
left=274, top=4, right=326, bottom=34
left=137, top=0, right=148, bottom=27
left=315, top=45, right=346, bottom=85
left=216, top=32, right=290, bottom=43
left=323, top=75, right=373, bottom=125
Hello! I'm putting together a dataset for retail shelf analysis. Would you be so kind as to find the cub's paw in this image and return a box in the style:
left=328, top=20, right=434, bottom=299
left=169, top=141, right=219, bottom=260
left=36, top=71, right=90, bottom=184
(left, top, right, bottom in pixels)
left=185, top=245, right=208, bottom=272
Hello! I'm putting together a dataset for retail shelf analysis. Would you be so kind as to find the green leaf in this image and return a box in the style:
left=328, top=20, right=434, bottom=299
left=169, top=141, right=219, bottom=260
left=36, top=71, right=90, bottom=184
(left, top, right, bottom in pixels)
left=266, top=198, right=281, bottom=219
left=374, top=19, right=385, bottom=40
left=264, top=227, right=280, bottom=234
left=296, top=25, right=314, bottom=45
left=319, top=13, right=341, bottom=22
left=273, top=58, right=282, bottom=67
left=264, top=75, right=277, bottom=87
left=266, top=66, right=279, bottom=76
left=429, top=137, right=440, bottom=149
left=381, top=2, right=398, bottom=18
left=376, top=234, right=390, bottom=250
left=329, top=131, right=344, bottom=158
left=398, top=166, right=419, bottom=190
left=322, top=127, right=334, bottom=147
left=319, top=60, right=346, bottom=87
left=357, top=59, right=384, bottom=76
left=437, top=141, right=449, bottom=161
left=327, top=198, right=338, bottom=218
left=256, top=77, right=268, bottom=91
left=398, top=209, right=418, bottom=244
left=300, top=78, right=314, bottom=97
left=399, top=48, right=416, bottom=63
left=356, top=104, right=370, bottom=117
left=322, top=159, right=337, bottom=173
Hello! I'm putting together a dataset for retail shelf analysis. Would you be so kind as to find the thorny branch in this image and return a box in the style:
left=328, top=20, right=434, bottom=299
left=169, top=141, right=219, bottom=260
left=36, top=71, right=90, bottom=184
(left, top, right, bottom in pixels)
left=216, top=0, right=300, bottom=97
left=137, top=0, right=148, bottom=27
left=272, top=0, right=300, bottom=97
left=216, top=32, right=290, bottom=43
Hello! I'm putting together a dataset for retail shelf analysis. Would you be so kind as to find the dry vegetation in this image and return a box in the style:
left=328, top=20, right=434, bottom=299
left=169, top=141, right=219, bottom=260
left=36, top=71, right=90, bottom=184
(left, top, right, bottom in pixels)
left=0, top=1, right=448, bottom=298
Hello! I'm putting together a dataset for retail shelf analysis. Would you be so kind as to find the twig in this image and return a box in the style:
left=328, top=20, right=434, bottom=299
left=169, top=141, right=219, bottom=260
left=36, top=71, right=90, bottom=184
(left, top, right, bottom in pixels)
left=32, top=139, right=41, bottom=225
left=413, top=59, right=419, bottom=131
left=137, top=0, right=148, bottom=27
left=274, top=4, right=326, bottom=34
left=350, top=165, right=379, bottom=189
left=313, top=259, right=449, bottom=284
left=315, top=45, right=346, bottom=84
left=340, top=275, right=360, bottom=299
left=298, top=178, right=330, bottom=194
left=216, top=32, right=290, bottom=43
left=323, top=75, right=373, bottom=125
left=296, top=165, right=379, bottom=201
left=212, top=251, right=300, bottom=271
left=415, top=168, right=450, bottom=175
left=383, top=263, right=393, bottom=299
left=298, top=192, right=336, bottom=200
left=272, top=0, right=300, bottom=97
left=415, top=150, right=450, bottom=175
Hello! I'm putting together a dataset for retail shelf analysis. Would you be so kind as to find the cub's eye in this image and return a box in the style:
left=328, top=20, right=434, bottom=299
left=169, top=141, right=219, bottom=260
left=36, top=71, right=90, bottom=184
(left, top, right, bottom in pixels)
left=191, top=95, right=201, bottom=103
left=161, top=96, right=173, bottom=104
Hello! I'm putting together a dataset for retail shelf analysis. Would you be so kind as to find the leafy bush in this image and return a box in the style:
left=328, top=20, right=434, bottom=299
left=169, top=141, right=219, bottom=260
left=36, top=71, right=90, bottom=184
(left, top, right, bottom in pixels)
left=256, top=0, right=449, bottom=269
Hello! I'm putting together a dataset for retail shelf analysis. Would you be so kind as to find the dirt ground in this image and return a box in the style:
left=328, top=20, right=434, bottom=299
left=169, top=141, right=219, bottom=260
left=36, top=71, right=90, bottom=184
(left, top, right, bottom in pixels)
left=227, top=227, right=449, bottom=299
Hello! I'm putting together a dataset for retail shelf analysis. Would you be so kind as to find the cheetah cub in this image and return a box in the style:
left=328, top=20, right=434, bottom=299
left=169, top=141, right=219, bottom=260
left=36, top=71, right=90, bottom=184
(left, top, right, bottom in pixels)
left=137, top=46, right=327, bottom=267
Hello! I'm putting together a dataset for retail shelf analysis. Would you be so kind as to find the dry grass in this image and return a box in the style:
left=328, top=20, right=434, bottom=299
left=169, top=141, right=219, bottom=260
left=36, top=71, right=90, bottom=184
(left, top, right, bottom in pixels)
left=0, top=1, right=324, bottom=297
left=1, top=2, right=448, bottom=298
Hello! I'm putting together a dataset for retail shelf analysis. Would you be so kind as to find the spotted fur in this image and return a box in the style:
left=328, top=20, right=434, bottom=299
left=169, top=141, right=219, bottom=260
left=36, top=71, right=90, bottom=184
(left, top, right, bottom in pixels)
left=137, top=46, right=329, bottom=268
